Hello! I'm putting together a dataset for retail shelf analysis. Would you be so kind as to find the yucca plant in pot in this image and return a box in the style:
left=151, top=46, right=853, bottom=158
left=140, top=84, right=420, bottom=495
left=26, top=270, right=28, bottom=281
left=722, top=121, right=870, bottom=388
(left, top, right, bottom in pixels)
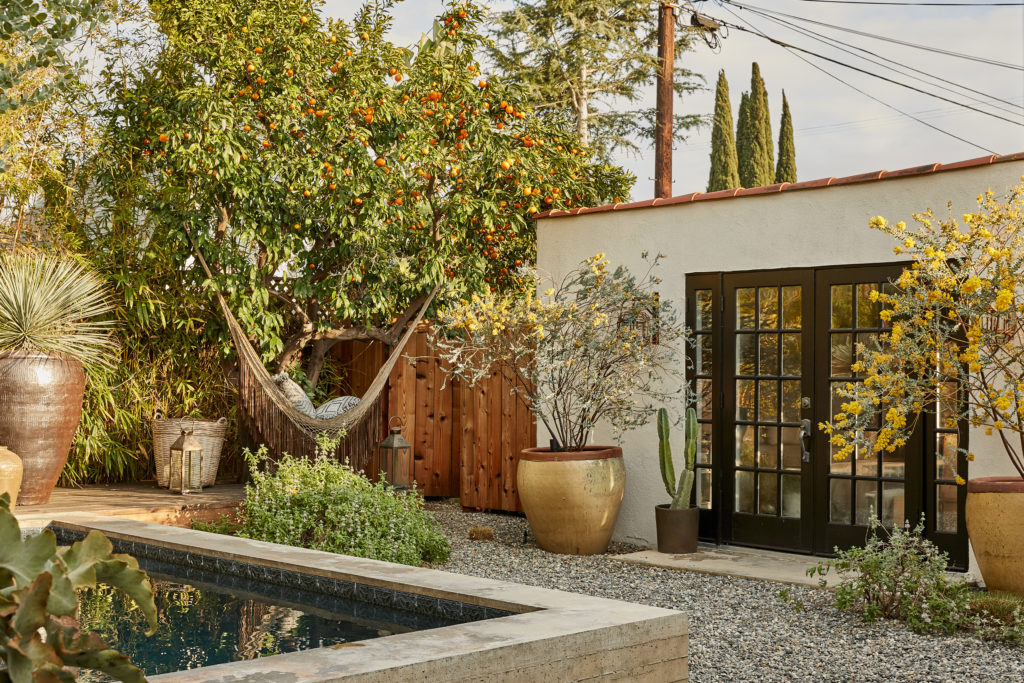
left=0, top=253, right=116, bottom=504
left=432, top=253, right=690, bottom=555
left=656, top=406, right=700, bottom=554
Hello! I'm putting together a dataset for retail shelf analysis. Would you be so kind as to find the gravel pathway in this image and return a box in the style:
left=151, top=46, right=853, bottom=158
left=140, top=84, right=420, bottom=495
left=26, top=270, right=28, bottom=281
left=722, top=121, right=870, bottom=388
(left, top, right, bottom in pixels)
left=428, top=502, right=1024, bottom=682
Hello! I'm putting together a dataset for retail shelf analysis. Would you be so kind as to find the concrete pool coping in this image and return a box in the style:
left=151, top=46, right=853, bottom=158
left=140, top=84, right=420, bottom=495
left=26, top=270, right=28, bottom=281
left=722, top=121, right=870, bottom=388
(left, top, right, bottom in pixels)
left=49, top=514, right=689, bottom=682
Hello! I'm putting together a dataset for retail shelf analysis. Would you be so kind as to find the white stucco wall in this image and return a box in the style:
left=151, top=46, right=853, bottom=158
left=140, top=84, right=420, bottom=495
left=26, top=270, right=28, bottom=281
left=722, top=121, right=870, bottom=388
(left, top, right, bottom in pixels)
left=536, top=159, right=1024, bottom=573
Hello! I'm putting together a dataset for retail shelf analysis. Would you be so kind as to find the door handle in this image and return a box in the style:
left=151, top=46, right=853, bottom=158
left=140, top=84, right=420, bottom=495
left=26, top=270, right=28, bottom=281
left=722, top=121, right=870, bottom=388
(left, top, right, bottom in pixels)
left=800, top=419, right=813, bottom=463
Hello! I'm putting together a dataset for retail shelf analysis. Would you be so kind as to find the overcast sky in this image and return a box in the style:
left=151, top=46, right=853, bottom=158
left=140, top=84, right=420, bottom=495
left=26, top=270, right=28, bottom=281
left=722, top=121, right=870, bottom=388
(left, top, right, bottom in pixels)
left=323, top=0, right=1024, bottom=201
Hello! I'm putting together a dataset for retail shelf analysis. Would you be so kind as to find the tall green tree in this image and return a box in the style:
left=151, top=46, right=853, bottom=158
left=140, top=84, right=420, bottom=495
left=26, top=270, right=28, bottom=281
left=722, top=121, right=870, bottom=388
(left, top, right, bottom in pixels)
left=486, top=0, right=703, bottom=165
left=736, top=63, right=773, bottom=188
left=775, top=90, right=796, bottom=184
left=706, top=69, right=739, bottom=192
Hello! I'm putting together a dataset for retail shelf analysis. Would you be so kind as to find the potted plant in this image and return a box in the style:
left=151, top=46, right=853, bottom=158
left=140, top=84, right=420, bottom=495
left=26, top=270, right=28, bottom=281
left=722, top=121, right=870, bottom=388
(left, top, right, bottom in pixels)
left=656, top=406, right=699, bottom=554
left=0, top=253, right=115, bottom=504
left=823, top=182, right=1024, bottom=595
left=432, top=253, right=689, bottom=555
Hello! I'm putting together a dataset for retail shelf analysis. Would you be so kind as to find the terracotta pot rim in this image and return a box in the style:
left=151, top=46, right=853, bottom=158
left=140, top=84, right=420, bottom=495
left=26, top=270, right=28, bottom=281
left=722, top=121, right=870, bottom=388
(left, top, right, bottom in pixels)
left=0, top=349, right=84, bottom=365
left=519, top=446, right=622, bottom=462
left=966, top=476, right=1024, bottom=493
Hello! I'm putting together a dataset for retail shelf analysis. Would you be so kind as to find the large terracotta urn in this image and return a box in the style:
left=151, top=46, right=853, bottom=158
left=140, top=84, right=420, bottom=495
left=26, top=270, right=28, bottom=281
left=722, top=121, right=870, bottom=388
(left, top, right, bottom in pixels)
left=516, top=446, right=625, bottom=555
left=0, top=446, right=23, bottom=507
left=0, top=351, right=85, bottom=505
left=966, top=476, right=1024, bottom=596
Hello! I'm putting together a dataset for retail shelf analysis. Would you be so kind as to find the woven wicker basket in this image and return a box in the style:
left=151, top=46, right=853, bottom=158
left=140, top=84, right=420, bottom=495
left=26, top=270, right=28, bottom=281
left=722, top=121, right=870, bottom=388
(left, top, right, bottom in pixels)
left=152, top=410, right=227, bottom=488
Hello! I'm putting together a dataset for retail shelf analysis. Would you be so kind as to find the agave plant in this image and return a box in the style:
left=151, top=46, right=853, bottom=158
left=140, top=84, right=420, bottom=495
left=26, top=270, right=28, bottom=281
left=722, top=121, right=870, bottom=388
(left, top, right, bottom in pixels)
left=0, top=253, right=117, bottom=367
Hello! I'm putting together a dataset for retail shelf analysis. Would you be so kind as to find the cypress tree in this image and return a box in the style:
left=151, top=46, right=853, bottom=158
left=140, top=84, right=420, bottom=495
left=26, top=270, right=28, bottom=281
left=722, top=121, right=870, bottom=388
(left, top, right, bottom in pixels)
left=707, top=70, right=740, bottom=192
left=736, top=91, right=753, bottom=188
left=745, top=62, right=774, bottom=188
left=775, top=90, right=797, bottom=183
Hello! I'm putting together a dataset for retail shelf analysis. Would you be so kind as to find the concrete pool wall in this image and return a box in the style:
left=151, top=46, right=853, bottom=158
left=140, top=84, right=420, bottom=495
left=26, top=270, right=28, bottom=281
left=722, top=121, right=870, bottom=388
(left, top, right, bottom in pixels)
left=50, top=515, right=689, bottom=682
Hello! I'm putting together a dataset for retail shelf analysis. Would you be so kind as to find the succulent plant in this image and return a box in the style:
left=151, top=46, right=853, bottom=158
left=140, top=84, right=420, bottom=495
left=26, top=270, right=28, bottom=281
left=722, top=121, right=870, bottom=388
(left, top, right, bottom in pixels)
left=659, top=407, right=697, bottom=510
left=0, top=493, right=156, bottom=682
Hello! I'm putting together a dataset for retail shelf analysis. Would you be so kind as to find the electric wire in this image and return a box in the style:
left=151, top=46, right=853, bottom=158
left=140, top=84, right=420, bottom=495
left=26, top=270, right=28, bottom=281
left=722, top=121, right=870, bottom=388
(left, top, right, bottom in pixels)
left=718, top=0, right=1023, bottom=71
left=790, top=1, right=1024, bottom=7
left=722, top=1, right=1024, bottom=116
left=711, top=4, right=1001, bottom=153
left=705, top=7, right=1024, bottom=127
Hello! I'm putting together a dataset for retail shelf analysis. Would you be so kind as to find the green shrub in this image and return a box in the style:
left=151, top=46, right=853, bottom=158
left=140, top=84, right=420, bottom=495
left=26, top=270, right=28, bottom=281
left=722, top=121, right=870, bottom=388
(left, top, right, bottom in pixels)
left=969, top=590, right=1024, bottom=642
left=237, top=444, right=450, bottom=567
left=808, top=518, right=971, bottom=635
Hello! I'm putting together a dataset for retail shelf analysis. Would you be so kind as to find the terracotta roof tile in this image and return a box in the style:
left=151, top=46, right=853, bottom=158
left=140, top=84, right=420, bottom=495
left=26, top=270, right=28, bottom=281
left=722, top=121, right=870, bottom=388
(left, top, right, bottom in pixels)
left=534, top=153, right=1024, bottom=220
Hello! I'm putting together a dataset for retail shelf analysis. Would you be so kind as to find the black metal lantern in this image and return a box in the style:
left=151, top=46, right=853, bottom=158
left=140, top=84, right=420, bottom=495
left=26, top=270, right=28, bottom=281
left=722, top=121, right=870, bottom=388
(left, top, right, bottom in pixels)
left=379, top=416, right=412, bottom=489
left=169, top=429, right=203, bottom=494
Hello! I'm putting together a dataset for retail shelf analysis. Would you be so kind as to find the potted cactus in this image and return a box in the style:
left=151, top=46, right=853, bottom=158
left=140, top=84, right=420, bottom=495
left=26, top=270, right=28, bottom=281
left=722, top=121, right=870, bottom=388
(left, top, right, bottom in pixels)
left=655, top=406, right=700, bottom=554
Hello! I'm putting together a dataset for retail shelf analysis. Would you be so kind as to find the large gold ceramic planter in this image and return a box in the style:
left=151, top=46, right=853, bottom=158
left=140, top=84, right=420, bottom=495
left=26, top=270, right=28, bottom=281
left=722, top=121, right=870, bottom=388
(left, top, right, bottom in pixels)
left=966, top=476, right=1024, bottom=597
left=517, top=446, right=625, bottom=555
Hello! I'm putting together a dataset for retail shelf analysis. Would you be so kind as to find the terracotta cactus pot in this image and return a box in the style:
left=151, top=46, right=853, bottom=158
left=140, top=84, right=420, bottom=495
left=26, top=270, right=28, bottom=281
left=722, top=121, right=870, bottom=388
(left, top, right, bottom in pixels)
left=0, top=351, right=85, bottom=505
left=966, top=476, right=1024, bottom=597
left=517, top=446, right=625, bottom=555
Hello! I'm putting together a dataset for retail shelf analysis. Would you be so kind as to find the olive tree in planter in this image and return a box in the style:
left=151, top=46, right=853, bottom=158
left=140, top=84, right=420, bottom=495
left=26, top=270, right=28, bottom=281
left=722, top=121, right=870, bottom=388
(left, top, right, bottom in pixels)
left=0, top=253, right=115, bottom=504
left=432, top=253, right=690, bottom=555
left=823, top=181, right=1024, bottom=596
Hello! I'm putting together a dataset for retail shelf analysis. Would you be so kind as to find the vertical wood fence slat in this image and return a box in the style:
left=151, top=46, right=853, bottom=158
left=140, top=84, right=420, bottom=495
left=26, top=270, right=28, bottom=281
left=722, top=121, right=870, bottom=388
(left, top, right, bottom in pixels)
left=331, top=329, right=532, bottom=511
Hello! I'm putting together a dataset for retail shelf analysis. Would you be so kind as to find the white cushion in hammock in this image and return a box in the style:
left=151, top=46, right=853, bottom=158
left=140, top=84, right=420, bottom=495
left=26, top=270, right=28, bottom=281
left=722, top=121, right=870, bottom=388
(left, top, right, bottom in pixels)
left=271, top=372, right=315, bottom=417
left=271, top=372, right=359, bottom=420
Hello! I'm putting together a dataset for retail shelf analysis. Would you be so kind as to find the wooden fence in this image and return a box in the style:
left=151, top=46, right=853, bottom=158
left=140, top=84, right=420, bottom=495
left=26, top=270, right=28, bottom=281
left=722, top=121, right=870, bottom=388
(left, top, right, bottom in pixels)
left=330, top=329, right=534, bottom=512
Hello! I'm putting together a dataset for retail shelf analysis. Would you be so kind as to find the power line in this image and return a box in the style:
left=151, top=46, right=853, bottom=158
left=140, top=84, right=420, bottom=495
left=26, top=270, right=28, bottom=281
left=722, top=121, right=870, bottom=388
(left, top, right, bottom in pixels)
left=711, top=4, right=1001, bottom=153
left=720, top=0, right=1023, bottom=71
left=790, top=1, right=1024, bottom=6
left=723, top=1, right=1024, bottom=115
left=706, top=8, right=1024, bottom=127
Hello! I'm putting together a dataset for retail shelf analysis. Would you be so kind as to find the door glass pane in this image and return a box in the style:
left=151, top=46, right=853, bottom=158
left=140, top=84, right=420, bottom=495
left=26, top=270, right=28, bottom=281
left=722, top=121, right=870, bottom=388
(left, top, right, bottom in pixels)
left=936, top=433, right=957, bottom=480
left=698, top=423, right=713, bottom=464
left=758, top=427, right=778, bottom=467
left=855, top=480, right=877, bottom=525
left=736, top=380, right=754, bottom=420
left=736, top=470, right=755, bottom=513
left=830, top=479, right=851, bottom=523
left=855, top=333, right=878, bottom=363
left=759, top=287, right=779, bottom=329
left=759, top=334, right=779, bottom=375
left=881, top=449, right=905, bottom=480
left=781, top=427, right=801, bottom=469
left=737, top=288, right=756, bottom=329
left=696, top=289, right=713, bottom=330
left=832, top=285, right=853, bottom=328
left=781, top=475, right=801, bottom=518
left=857, top=284, right=880, bottom=327
left=736, top=334, right=756, bottom=375
left=831, top=333, right=853, bottom=376
left=781, top=380, right=801, bottom=423
left=882, top=482, right=905, bottom=527
left=938, top=383, right=959, bottom=427
left=696, top=469, right=712, bottom=509
left=830, top=443, right=852, bottom=475
left=697, top=379, right=712, bottom=420
left=758, top=381, right=778, bottom=422
left=782, top=286, right=801, bottom=329
left=781, top=333, right=801, bottom=376
left=758, top=472, right=778, bottom=515
left=937, top=484, right=958, bottom=532
left=735, top=426, right=755, bottom=466
left=855, top=450, right=879, bottom=478
left=697, top=334, right=713, bottom=375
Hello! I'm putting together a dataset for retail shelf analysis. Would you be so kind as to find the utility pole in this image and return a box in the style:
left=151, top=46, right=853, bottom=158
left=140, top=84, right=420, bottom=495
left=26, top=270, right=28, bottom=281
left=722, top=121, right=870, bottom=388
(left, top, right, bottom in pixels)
left=654, top=2, right=676, bottom=199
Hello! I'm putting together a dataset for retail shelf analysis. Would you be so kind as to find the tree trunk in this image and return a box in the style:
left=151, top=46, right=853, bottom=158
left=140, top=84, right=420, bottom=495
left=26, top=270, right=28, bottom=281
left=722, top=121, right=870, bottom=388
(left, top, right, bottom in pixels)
left=305, top=339, right=338, bottom=392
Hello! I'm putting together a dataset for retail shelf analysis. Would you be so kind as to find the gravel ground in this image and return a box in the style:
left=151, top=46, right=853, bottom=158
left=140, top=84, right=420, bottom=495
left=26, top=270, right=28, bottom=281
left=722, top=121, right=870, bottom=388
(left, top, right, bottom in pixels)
left=427, top=501, right=1024, bottom=683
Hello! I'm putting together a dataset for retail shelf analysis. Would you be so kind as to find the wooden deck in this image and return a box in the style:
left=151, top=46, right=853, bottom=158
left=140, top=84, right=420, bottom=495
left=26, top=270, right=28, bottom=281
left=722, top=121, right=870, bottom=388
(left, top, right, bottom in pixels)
left=13, top=483, right=244, bottom=530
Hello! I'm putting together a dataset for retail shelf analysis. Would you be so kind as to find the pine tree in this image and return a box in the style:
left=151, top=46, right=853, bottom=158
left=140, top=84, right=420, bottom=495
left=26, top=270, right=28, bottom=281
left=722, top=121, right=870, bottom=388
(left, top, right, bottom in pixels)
left=741, top=62, right=774, bottom=188
left=707, top=70, right=740, bottom=192
left=487, top=0, right=703, bottom=164
left=775, top=90, right=797, bottom=184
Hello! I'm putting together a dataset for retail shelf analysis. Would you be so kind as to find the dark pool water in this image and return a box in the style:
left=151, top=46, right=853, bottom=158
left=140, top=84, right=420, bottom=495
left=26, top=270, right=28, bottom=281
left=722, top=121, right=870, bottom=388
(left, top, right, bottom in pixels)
left=77, top=558, right=459, bottom=679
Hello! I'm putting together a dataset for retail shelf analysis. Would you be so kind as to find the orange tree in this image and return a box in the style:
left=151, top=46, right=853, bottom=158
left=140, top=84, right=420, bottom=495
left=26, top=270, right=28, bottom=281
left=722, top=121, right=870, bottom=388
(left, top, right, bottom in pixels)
left=102, top=0, right=632, bottom=383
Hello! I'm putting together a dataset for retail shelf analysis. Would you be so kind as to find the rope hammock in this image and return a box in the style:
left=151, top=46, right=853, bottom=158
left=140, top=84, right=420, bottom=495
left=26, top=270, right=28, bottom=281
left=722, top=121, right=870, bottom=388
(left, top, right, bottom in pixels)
left=186, top=231, right=437, bottom=469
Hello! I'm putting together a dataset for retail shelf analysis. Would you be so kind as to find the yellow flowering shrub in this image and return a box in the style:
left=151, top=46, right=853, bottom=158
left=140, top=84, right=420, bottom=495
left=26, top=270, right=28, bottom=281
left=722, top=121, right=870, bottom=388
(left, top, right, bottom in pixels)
left=824, top=180, right=1024, bottom=482
left=430, top=253, right=691, bottom=451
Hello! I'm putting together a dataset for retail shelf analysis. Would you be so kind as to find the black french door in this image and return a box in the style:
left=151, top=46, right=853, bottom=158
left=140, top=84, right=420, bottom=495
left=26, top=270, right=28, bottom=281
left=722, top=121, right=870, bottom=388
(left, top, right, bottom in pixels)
left=689, top=265, right=968, bottom=568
